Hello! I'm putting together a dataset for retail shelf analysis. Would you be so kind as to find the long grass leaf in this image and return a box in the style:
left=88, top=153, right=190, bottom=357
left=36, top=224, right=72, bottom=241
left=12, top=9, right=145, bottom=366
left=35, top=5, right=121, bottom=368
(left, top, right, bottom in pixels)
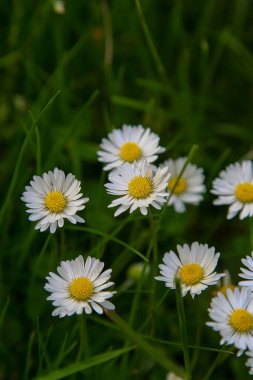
left=135, top=0, right=168, bottom=83
left=67, top=226, right=148, bottom=262
left=175, top=279, right=191, bottom=379
left=34, top=346, right=134, bottom=380
left=0, top=91, right=60, bottom=226
left=45, top=90, right=99, bottom=166
left=106, top=310, right=184, bottom=377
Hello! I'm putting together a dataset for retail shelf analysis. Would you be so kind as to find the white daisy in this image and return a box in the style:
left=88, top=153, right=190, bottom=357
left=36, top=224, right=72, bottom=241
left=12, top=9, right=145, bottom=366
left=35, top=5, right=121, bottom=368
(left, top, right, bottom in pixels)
left=160, top=157, right=205, bottom=213
left=97, top=124, right=165, bottom=171
left=238, top=252, right=253, bottom=290
left=105, top=159, right=170, bottom=216
left=214, top=269, right=235, bottom=297
left=207, top=287, right=253, bottom=356
left=245, top=350, right=253, bottom=375
left=155, top=242, right=224, bottom=298
left=21, top=167, right=89, bottom=233
left=211, top=160, right=253, bottom=220
left=45, top=255, right=115, bottom=317
left=166, top=372, right=185, bottom=380
left=53, top=0, right=65, bottom=14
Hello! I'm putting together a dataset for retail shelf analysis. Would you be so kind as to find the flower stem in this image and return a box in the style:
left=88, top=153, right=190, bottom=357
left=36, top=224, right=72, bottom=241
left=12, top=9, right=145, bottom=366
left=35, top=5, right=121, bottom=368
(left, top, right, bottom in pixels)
left=249, top=218, right=253, bottom=250
left=76, top=314, right=89, bottom=361
left=202, top=351, right=231, bottom=380
left=156, top=144, right=199, bottom=231
left=106, top=310, right=184, bottom=377
left=175, top=279, right=191, bottom=380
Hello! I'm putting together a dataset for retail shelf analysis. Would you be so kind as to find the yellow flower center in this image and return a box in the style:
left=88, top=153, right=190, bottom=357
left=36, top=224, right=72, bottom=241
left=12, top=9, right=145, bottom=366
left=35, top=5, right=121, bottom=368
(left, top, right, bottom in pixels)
left=229, top=308, right=253, bottom=333
left=120, top=142, right=142, bottom=162
left=128, top=176, right=153, bottom=199
left=235, top=183, right=253, bottom=203
left=45, top=191, right=66, bottom=213
left=179, top=263, right=204, bottom=286
left=168, top=176, right=187, bottom=195
left=69, top=277, right=94, bottom=301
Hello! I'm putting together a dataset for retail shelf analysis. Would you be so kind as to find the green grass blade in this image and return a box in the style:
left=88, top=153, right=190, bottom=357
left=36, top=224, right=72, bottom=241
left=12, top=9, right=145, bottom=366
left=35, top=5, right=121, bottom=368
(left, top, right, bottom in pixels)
left=23, top=331, right=36, bottom=380
left=67, top=226, right=149, bottom=262
left=139, top=289, right=170, bottom=332
left=106, top=310, right=184, bottom=377
left=175, top=279, right=191, bottom=380
left=28, top=111, right=41, bottom=175
left=0, top=296, right=10, bottom=332
left=34, top=346, right=134, bottom=380
left=0, top=90, right=60, bottom=226
left=156, top=144, right=199, bottom=228
left=135, top=0, right=168, bottom=83
left=45, top=89, right=99, bottom=166
left=202, top=350, right=232, bottom=380
left=143, top=335, right=233, bottom=354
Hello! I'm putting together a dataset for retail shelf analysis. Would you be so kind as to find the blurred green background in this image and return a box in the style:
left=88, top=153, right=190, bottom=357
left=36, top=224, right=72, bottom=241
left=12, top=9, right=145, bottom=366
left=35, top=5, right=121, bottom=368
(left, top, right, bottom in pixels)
left=1, top=0, right=253, bottom=379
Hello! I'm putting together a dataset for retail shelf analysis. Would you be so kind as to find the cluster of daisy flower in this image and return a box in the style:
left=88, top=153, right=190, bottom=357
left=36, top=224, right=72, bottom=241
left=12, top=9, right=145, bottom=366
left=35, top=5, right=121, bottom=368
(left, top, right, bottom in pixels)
left=21, top=124, right=253, bottom=375
left=21, top=168, right=115, bottom=316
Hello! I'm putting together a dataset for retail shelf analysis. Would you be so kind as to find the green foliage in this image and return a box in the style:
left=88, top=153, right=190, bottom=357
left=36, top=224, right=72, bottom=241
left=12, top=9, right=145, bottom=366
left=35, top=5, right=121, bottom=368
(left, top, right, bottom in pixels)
left=0, top=0, right=253, bottom=379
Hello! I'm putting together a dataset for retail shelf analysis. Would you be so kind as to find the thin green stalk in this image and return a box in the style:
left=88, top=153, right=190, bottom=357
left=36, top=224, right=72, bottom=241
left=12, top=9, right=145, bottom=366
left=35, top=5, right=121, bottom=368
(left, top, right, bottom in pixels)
left=135, top=0, right=168, bottom=83
left=29, top=234, right=51, bottom=287
left=148, top=210, right=159, bottom=337
left=189, top=298, right=202, bottom=372
left=28, top=111, right=41, bottom=175
left=129, top=241, right=153, bottom=327
left=76, top=314, right=89, bottom=361
left=53, top=335, right=77, bottom=369
left=143, top=335, right=233, bottom=354
left=202, top=351, right=231, bottom=380
left=206, top=147, right=231, bottom=189
left=139, top=289, right=170, bottom=332
left=175, top=279, right=191, bottom=380
left=87, top=212, right=136, bottom=258
left=45, top=90, right=99, bottom=166
left=148, top=211, right=158, bottom=268
left=250, top=218, right=253, bottom=250
left=66, top=225, right=148, bottom=262
left=101, top=0, right=113, bottom=68
left=35, top=346, right=135, bottom=380
left=156, top=144, right=199, bottom=230
left=106, top=310, right=184, bottom=377
left=119, top=240, right=153, bottom=378
left=167, top=145, right=199, bottom=205
left=60, top=228, right=65, bottom=260
left=37, top=318, right=52, bottom=373
left=23, top=331, right=36, bottom=380
left=0, top=296, right=10, bottom=332
left=0, top=90, right=60, bottom=226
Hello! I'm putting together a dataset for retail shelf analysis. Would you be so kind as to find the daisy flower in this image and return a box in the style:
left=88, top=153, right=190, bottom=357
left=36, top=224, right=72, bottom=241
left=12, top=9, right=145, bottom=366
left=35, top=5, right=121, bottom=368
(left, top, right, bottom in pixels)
left=214, top=269, right=235, bottom=297
left=166, top=372, right=185, bottom=380
left=105, top=159, right=170, bottom=216
left=53, top=0, right=65, bottom=14
left=21, top=168, right=89, bottom=233
left=211, top=160, right=253, bottom=220
left=45, top=255, right=115, bottom=317
left=207, top=287, right=253, bottom=356
left=245, top=350, right=253, bottom=375
left=160, top=157, right=205, bottom=213
left=97, top=124, right=165, bottom=171
left=239, top=252, right=253, bottom=291
left=155, top=242, right=224, bottom=298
